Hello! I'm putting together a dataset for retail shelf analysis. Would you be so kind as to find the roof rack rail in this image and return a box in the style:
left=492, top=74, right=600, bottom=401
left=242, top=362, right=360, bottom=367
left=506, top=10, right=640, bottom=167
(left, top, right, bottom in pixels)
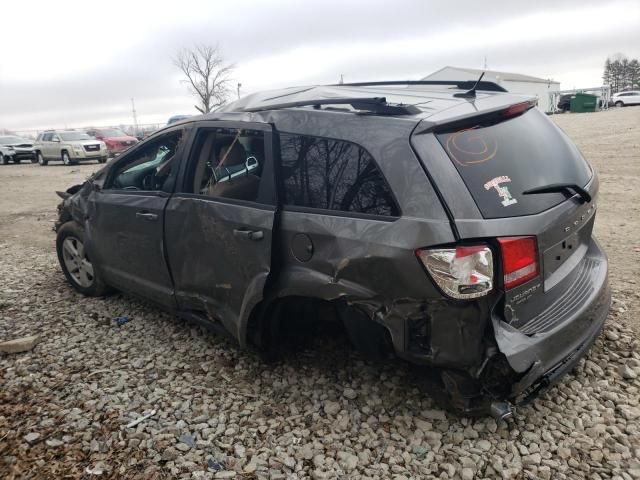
left=331, top=80, right=507, bottom=93
left=243, top=97, right=421, bottom=115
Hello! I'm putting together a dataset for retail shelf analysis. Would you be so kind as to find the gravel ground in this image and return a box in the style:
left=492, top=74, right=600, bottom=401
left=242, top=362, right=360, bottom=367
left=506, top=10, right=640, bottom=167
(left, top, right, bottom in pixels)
left=1, top=108, right=639, bottom=479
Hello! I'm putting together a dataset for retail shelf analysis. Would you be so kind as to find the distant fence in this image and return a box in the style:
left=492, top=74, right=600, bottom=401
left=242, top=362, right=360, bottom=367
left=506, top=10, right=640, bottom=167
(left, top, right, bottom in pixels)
left=2, top=123, right=165, bottom=140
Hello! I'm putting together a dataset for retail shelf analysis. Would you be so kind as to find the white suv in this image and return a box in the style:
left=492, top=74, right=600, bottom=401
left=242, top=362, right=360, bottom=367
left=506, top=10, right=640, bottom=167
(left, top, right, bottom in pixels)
left=611, top=90, right=640, bottom=107
left=34, top=130, right=108, bottom=166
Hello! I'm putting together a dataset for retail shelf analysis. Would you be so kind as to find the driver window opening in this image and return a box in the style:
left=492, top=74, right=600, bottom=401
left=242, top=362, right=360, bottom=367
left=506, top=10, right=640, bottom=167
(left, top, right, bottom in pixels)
left=111, top=130, right=184, bottom=192
left=190, top=128, right=265, bottom=202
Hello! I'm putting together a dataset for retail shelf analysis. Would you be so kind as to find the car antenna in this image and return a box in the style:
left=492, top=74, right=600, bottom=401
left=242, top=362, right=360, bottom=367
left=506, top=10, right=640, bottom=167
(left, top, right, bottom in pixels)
left=454, top=71, right=485, bottom=98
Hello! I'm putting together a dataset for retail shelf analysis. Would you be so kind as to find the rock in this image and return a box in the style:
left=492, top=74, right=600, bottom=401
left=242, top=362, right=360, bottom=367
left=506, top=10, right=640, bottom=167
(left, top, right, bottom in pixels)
left=337, top=451, right=358, bottom=471
left=523, top=453, right=542, bottom=465
left=24, top=432, right=40, bottom=444
left=421, top=409, right=447, bottom=421
left=476, top=439, right=492, bottom=451
left=45, top=438, right=64, bottom=447
left=461, top=467, right=474, bottom=480
left=343, top=388, right=357, bottom=400
left=178, top=434, right=195, bottom=448
left=214, top=471, right=236, bottom=479
left=605, top=330, right=620, bottom=341
left=619, top=364, right=638, bottom=380
left=0, top=335, right=39, bottom=354
left=323, top=401, right=340, bottom=416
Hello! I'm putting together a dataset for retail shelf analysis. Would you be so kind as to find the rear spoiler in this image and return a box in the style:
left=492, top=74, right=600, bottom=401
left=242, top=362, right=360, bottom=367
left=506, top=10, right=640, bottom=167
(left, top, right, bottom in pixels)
left=331, top=80, right=508, bottom=93
left=414, top=99, right=538, bottom=135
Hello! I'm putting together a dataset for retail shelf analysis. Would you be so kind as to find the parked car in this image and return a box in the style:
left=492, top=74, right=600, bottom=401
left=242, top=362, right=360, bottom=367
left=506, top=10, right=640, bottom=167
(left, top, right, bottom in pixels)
left=167, top=115, right=191, bottom=125
left=34, top=130, right=108, bottom=166
left=86, top=128, right=138, bottom=156
left=611, top=90, right=640, bottom=107
left=55, top=81, right=610, bottom=417
left=556, top=94, right=573, bottom=112
left=0, top=135, right=36, bottom=164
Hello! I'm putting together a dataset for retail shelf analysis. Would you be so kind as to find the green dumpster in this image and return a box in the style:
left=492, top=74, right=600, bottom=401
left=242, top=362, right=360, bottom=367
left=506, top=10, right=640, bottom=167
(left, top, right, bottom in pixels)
left=569, top=93, right=597, bottom=113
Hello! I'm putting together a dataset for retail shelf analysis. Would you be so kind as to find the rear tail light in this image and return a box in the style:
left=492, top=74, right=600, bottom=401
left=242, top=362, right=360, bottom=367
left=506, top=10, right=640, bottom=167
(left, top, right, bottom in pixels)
left=416, top=245, right=494, bottom=299
left=497, top=236, right=539, bottom=289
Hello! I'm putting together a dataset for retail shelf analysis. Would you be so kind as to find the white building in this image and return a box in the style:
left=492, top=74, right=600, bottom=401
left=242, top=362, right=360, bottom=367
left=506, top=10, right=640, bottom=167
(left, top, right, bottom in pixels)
left=423, top=66, right=560, bottom=113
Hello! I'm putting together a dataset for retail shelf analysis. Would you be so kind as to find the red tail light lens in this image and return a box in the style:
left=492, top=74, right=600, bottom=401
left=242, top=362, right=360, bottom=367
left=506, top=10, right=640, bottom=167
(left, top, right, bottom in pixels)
left=497, top=236, right=539, bottom=289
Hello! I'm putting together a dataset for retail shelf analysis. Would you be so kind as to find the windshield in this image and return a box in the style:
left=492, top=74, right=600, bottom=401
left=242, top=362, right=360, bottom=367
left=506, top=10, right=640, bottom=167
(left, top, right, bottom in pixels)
left=60, top=132, right=92, bottom=141
left=0, top=136, right=27, bottom=144
left=433, top=108, right=592, bottom=218
left=98, top=129, right=127, bottom=137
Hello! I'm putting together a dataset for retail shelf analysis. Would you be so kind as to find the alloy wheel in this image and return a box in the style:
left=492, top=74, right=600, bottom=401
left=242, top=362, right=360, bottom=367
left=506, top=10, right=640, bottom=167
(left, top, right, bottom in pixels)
left=61, top=236, right=94, bottom=288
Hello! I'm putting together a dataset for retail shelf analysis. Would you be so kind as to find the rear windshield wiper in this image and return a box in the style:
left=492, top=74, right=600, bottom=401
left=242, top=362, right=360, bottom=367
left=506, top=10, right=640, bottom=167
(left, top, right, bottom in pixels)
left=522, top=183, right=591, bottom=203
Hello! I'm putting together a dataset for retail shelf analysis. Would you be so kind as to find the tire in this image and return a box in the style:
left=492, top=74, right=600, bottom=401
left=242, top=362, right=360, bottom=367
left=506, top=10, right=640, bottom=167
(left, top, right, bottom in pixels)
left=37, top=152, right=48, bottom=166
left=62, top=151, right=72, bottom=166
left=56, top=221, right=110, bottom=296
left=13, top=158, right=21, bottom=164
left=30, top=155, right=37, bottom=164
left=615, top=101, right=624, bottom=108
left=98, top=156, right=107, bottom=164
left=1, top=155, right=9, bottom=165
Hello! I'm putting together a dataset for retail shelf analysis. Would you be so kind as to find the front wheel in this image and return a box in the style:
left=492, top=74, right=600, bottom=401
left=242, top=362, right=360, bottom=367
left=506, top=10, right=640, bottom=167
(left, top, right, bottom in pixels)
left=1, top=155, right=9, bottom=165
left=37, top=152, right=48, bottom=166
left=30, top=155, right=37, bottom=164
left=62, top=151, right=72, bottom=166
left=98, top=156, right=107, bottom=164
left=13, top=158, right=21, bottom=164
left=56, top=221, right=110, bottom=296
left=615, top=101, right=624, bottom=108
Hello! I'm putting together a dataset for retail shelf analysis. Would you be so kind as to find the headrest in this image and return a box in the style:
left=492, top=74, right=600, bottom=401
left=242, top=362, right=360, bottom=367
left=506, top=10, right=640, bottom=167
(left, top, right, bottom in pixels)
left=218, top=142, right=246, bottom=167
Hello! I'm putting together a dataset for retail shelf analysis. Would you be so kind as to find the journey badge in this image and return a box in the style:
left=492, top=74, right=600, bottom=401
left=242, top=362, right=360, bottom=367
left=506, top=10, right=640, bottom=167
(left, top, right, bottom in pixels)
left=484, top=176, right=518, bottom=207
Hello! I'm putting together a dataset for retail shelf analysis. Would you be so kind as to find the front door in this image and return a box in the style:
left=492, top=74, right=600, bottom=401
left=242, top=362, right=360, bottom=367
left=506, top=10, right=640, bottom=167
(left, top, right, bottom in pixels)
left=86, top=126, right=188, bottom=308
left=164, top=122, right=276, bottom=340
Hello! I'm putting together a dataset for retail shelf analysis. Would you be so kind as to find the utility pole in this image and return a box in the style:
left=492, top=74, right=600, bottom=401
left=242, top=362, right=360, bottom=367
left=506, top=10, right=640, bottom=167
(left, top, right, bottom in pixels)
left=483, top=56, right=488, bottom=70
left=237, top=83, right=242, bottom=99
left=339, top=74, right=344, bottom=84
left=131, top=98, right=139, bottom=135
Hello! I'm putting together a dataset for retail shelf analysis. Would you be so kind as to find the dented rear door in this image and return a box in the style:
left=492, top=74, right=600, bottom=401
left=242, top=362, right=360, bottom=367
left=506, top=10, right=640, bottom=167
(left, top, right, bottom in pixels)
left=164, top=121, right=276, bottom=341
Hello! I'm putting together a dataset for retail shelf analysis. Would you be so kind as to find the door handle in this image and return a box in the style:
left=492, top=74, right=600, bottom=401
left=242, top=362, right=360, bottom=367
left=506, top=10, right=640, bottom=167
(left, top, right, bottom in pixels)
left=233, top=228, right=264, bottom=241
left=136, top=211, right=158, bottom=221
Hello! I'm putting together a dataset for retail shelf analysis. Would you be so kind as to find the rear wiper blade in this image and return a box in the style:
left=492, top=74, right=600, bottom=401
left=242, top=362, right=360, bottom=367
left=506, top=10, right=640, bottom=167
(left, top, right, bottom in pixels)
left=522, top=183, right=591, bottom=203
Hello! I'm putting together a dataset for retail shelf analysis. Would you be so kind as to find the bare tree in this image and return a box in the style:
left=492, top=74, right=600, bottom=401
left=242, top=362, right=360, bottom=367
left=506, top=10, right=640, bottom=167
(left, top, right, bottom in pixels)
left=173, top=44, right=235, bottom=114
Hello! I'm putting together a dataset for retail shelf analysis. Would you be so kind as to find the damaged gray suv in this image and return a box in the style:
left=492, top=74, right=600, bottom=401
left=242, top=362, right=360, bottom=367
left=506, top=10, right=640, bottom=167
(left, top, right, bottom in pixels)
left=55, top=80, right=610, bottom=418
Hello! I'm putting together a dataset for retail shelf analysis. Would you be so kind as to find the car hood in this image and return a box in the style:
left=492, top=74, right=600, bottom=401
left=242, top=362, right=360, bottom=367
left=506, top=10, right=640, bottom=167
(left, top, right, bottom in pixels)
left=3, top=141, right=33, bottom=148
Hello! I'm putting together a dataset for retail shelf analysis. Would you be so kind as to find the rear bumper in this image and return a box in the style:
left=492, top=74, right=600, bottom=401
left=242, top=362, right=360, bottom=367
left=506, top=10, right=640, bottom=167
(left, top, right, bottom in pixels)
left=491, top=237, right=610, bottom=400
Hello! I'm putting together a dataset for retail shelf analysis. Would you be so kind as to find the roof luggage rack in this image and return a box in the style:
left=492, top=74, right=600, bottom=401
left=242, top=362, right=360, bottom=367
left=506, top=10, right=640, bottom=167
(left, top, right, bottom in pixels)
left=243, top=97, right=421, bottom=115
left=332, top=80, right=507, bottom=93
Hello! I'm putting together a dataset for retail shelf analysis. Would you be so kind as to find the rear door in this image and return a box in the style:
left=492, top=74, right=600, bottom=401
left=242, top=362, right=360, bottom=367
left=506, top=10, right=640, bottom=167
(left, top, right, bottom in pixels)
left=86, top=126, right=188, bottom=308
left=164, top=121, right=276, bottom=340
left=412, top=104, right=600, bottom=332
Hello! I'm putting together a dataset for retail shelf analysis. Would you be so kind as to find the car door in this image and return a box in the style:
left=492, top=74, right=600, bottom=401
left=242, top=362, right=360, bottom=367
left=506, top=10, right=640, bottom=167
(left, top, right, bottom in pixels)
left=630, top=91, right=640, bottom=105
left=41, top=133, right=53, bottom=158
left=86, top=125, right=190, bottom=308
left=164, top=121, right=276, bottom=340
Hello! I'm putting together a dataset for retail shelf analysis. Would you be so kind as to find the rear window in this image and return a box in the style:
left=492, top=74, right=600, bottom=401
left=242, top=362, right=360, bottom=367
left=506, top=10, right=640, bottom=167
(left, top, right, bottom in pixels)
left=279, top=133, right=399, bottom=217
left=435, top=108, right=592, bottom=218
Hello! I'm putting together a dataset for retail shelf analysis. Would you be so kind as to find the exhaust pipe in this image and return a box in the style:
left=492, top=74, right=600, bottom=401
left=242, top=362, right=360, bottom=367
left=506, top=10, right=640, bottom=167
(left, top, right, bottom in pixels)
left=490, top=401, right=514, bottom=421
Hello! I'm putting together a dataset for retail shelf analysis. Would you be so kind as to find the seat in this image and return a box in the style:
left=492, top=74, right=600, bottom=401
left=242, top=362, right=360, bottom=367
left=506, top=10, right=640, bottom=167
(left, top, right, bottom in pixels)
left=208, top=142, right=260, bottom=202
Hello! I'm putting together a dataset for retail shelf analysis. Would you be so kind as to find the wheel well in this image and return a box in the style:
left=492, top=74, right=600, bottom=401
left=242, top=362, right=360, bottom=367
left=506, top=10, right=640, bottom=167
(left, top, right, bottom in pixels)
left=246, top=296, right=393, bottom=360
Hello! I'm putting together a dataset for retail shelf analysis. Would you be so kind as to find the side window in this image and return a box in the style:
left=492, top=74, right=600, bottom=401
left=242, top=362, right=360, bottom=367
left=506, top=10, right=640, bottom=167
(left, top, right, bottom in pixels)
left=187, top=127, right=265, bottom=202
left=110, top=129, right=184, bottom=192
left=42, top=133, right=52, bottom=142
left=279, top=134, right=399, bottom=217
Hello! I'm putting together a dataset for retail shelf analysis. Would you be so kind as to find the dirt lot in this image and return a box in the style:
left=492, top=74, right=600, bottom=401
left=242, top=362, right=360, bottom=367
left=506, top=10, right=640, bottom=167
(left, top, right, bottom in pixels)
left=0, top=108, right=639, bottom=478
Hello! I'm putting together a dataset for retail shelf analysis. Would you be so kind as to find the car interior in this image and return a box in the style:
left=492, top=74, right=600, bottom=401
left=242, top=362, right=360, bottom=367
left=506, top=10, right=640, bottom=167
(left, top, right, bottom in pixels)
left=111, top=131, right=183, bottom=191
left=191, top=129, right=265, bottom=202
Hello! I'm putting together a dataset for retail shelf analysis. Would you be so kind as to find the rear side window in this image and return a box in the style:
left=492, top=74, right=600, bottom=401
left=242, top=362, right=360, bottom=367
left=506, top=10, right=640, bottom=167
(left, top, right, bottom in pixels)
left=434, top=108, right=592, bottom=218
left=279, top=133, right=399, bottom=217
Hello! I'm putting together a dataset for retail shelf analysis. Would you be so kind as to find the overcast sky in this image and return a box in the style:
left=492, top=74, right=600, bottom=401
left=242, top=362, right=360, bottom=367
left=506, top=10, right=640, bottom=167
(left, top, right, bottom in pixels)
left=1, top=0, right=638, bottom=132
